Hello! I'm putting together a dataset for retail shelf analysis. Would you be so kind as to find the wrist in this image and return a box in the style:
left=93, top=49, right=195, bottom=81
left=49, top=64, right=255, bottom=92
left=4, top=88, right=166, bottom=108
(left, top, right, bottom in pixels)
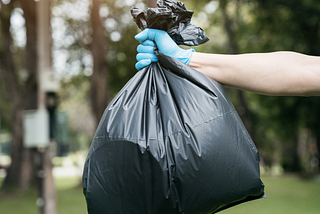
left=177, top=48, right=196, bottom=65
left=189, top=52, right=222, bottom=82
left=189, top=52, right=205, bottom=70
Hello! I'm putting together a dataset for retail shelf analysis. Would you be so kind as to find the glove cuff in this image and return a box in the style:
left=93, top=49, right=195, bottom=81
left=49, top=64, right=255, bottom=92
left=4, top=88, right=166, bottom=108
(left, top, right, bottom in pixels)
left=178, top=49, right=196, bottom=65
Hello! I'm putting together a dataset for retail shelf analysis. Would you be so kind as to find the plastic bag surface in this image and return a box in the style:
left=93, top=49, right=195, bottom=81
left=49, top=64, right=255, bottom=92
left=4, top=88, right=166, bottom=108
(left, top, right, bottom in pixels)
left=83, top=1, right=265, bottom=213
left=130, top=0, right=209, bottom=46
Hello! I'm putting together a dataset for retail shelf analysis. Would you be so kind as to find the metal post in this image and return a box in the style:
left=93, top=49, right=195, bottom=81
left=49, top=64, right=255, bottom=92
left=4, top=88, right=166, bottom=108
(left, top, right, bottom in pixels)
left=34, top=148, right=46, bottom=214
left=36, top=0, right=57, bottom=214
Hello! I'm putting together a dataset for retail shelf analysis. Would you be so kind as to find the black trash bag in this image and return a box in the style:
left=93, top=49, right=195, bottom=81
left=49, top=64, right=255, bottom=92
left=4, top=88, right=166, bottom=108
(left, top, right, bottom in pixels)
left=83, top=0, right=265, bottom=213
left=130, top=0, right=209, bottom=46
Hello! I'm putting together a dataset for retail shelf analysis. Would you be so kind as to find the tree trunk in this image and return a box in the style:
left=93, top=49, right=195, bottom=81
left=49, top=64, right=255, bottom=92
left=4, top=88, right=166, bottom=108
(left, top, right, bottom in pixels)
left=21, top=0, right=38, bottom=110
left=20, top=0, right=39, bottom=190
left=315, top=106, right=320, bottom=172
left=0, top=0, right=40, bottom=191
left=0, top=1, right=33, bottom=190
left=89, top=0, right=109, bottom=128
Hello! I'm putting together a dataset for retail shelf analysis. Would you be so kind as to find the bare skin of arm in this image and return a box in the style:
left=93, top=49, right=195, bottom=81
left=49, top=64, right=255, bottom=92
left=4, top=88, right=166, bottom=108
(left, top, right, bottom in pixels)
left=189, top=51, right=320, bottom=96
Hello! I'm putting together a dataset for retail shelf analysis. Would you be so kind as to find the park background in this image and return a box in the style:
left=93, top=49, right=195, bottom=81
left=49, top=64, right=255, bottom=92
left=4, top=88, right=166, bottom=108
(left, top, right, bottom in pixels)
left=0, top=0, right=320, bottom=213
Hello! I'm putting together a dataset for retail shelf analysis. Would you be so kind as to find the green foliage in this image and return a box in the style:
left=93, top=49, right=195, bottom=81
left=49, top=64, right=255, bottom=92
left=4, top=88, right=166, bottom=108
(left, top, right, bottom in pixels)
left=99, top=0, right=142, bottom=96
left=58, top=73, right=95, bottom=150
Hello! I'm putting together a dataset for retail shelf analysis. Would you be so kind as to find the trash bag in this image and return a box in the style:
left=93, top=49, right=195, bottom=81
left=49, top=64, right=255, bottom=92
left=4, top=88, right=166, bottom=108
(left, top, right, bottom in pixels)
left=82, top=0, right=265, bottom=213
left=130, top=0, right=209, bottom=46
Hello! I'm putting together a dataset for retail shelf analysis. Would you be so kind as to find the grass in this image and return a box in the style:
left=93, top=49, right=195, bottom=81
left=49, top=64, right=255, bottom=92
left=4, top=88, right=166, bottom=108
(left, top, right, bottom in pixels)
left=55, top=177, right=87, bottom=214
left=222, top=174, right=320, bottom=214
left=0, top=174, right=319, bottom=214
left=0, top=177, right=87, bottom=214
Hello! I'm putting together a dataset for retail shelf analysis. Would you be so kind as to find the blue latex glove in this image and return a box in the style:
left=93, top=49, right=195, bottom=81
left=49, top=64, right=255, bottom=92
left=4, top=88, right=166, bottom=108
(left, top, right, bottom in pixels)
left=135, top=28, right=195, bottom=70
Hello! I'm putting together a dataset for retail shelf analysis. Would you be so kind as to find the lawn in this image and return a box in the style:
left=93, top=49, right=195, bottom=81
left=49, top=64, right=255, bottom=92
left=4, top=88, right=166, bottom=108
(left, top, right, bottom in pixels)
left=0, top=177, right=87, bottom=214
left=222, top=175, right=320, bottom=214
left=0, top=175, right=319, bottom=214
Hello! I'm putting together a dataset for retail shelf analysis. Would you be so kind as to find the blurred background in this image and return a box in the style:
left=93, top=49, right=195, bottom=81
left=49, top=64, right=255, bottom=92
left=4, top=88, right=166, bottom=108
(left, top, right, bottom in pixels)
left=0, top=0, right=319, bottom=213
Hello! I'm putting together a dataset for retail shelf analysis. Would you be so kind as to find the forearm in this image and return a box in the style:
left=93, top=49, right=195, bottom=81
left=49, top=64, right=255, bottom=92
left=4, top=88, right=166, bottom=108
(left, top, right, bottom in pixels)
left=189, top=51, right=320, bottom=96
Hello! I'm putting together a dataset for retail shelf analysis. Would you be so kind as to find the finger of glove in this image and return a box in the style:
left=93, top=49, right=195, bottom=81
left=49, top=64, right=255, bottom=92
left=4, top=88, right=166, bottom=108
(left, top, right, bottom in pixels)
left=135, top=59, right=151, bottom=71
left=135, top=29, right=185, bottom=60
left=135, top=28, right=164, bottom=43
left=140, top=40, right=155, bottom=46
left=137, top=44, right=155, bottom=54
left=136, top=53, right=158, bottom=62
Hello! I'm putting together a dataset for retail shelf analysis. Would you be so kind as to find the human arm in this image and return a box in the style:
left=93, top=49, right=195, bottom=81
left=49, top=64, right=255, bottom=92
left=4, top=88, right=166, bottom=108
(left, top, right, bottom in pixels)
left=189, top=51, right=320, bottom=96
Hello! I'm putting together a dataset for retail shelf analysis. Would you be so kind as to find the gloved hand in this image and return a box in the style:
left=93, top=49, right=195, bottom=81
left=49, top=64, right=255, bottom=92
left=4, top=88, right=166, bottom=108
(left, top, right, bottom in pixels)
left=135, top=28, right=195, bottom=70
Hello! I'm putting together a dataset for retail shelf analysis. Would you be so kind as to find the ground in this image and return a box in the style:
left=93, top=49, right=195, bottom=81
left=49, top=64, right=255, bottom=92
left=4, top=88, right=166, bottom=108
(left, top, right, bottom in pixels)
left=0, top=174, right=320, bottom=214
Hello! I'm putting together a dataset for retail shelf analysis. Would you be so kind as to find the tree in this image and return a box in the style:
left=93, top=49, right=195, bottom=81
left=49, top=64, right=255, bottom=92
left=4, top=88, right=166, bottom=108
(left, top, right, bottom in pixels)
left=88, top=0, right=110, bottom=127
left=0, top=0, right=36, bottom=191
